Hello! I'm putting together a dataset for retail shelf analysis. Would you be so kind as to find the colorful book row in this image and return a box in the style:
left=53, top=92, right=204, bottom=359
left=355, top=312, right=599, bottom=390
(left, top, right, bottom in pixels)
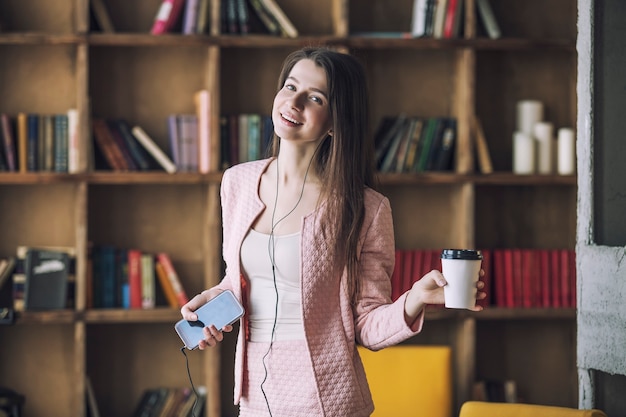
left=220, top=113, right=273, bottom=168
left=375, top=116, right=457, bottom=173
left=88, top=246, right=190, bottom=310
left=0, top=110, right=78, bottom=173
left=392, top=248, right=576, bottom=308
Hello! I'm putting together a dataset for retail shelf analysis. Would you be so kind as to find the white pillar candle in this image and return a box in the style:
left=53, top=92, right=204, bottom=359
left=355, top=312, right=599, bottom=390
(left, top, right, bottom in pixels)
left=534, top=121, right=554, bottom=174
left=513, top=131, right=535, bottom=174
left=516, top=100, right=544, bottom=135
left=557, top=127, right=576, bottom=175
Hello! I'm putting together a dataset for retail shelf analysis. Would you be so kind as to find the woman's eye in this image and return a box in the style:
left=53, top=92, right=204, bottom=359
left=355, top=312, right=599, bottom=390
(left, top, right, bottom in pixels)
left=310, top=96, right=323, bottom=104
left=285, top=84, right=296, bottom=91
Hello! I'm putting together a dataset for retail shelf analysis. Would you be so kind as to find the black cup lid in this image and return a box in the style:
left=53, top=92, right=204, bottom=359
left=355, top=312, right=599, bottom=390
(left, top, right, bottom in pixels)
left=440, top=249, right=483, bottom=260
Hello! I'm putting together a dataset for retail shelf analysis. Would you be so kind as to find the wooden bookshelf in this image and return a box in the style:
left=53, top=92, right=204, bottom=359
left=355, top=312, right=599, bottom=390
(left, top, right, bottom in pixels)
left=0, top=0, right=577, bottom=416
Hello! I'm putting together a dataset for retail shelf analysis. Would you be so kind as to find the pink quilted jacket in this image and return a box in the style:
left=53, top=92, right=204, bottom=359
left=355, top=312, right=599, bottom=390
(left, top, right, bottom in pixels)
left=214, top=158, right=424, bottom=416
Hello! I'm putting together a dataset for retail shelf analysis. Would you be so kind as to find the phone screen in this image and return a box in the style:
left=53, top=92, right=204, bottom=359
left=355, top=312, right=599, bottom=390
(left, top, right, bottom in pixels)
left=174, top=290, right=244, bottom=350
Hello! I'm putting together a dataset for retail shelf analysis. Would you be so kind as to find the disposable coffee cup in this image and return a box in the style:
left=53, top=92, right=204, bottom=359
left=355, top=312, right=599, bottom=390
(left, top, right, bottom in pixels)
left=441, top=249, right=483, bottom=309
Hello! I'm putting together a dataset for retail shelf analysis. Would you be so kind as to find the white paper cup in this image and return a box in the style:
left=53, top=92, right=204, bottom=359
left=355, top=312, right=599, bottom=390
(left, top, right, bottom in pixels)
left=441, top=249, right=483, bottom=309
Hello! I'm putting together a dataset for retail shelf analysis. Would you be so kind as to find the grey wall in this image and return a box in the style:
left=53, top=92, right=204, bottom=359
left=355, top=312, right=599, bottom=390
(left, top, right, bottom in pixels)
left=577, top=0, right=626, bottom=411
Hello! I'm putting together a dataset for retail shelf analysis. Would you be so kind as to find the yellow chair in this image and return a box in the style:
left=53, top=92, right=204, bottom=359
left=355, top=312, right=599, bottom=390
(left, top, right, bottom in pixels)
left=358, top=345, right=452, bottom=417
left=459, top=401, right=608, bottom=417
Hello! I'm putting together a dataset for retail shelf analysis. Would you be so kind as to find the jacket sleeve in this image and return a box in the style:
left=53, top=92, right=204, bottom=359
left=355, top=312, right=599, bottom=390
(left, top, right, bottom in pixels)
left=353, top=195, right=424, bottom=350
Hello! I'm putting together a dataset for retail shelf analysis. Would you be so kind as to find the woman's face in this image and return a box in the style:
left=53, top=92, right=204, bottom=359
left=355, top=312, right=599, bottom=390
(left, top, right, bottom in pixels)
left=272, top=59, right=333, bottom=146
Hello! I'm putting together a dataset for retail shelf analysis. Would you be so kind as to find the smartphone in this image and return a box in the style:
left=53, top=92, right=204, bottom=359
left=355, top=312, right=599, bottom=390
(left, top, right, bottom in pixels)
left=174, top=290, right=244, bottom=350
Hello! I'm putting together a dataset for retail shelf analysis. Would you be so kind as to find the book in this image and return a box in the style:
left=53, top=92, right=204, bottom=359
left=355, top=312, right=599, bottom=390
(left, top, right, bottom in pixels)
left=107, top=119, right=138, bottom=170
left=182, top=0, right=200, bottom=34
left=113, top=119, right=152, bottom=171
left=16, top=113, right=28, bottom=173
left=235, top=0, right=250, bottom=34
left=433, top=118, right=456, bottom=171
left=127, top=249, right=143, bottom=309
left=1, top=113, right=17, bottom=172
left=85, top=376, right=101, bottom=417
left=443, top=0, right=463, bottom=39
left=411, top=0, right=428, bottom=37
left=140, top=253, right=156, bottom=309
left=432, top=0, right=449, bottom=39
left=42, top=114, right=55, bottom=171
left=53, top=113, right=69, bottom=172
left=155, top=253, right=189, bottom=307
left=258, top=0, right=298, bottom=38
left=374, top=115, right=407, bottom=168
left=151, top=0, right=186, bottom=34
left=249, top=0, right=281, bottom=35
left=476, top=0, right=501, bottom=39
left=92, top=118, right=129, bottom=171
left=194, top=90, right=211, bottom=173
left=131, top=126, right=177, bottom=173
left=196, top=0, right=210, bottom=34
left=473, top=116, right=494, bottom=174
left=0, top=257, right=17, bottom=308
left=27, top=114, right=39, bottom=171
left=178, top=114, right=198, bottom=172
left=90, top=0, right=115, bottom=33
left=24, top=248, right=70, bottom=310
left=67, top=109, right=80, bottom=173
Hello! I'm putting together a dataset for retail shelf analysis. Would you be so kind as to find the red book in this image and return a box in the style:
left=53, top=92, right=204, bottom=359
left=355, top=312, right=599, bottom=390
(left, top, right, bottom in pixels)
left=443, top=0, right=460, bottom=38
left=151, top=0, right=185, bottom=34
left=493, top=249, right=506, bottom=307
left=512, top=249, right=524, bottom=307
left=550, top=249, right=561, bottom=307
left=156, top=253, right=189, bottom=307
left=538, top=250, right=551, bottom=307
left=503, top=249, right=515, bottom=307
left=521, top=249, right=535, bottom=307
left=391, top=250, right=403, bottom=301
left=127, top=249, right=143, bottom=309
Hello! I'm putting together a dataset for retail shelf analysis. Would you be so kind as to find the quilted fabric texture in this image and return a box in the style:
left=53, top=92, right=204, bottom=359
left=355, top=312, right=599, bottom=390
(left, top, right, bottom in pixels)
left=214, top=158, right=425, bottom=416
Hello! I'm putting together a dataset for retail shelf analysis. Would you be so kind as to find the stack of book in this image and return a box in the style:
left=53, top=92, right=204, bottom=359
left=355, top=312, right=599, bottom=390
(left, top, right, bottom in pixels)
left=0, top=110, right=79, bottom=173
left=220, top=113, right=273, bottom=168
left=391, top=248, right=576, bottom=308
left=88, top=246, right=189, bottom=310
left=375, top=116, right=457, bottom=173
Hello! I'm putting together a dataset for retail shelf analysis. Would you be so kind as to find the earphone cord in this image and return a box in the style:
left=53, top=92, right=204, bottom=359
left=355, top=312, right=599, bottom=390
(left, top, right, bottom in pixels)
left=180, top=347, right=201, bottom=417
left=260, top=155, right=315, bottom=417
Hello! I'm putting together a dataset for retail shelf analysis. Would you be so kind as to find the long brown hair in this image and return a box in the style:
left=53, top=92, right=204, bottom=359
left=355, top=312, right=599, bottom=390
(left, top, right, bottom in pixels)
left=269, top=47, right=376, bottom=304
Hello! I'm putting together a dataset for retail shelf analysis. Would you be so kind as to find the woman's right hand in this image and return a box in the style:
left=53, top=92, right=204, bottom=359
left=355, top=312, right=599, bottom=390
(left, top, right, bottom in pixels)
left=180, top=289, right=233, bottom=349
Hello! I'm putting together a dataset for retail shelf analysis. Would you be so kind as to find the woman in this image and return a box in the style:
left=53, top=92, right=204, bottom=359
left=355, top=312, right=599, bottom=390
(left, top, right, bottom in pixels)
left=181, top=47, right=485, bottom=417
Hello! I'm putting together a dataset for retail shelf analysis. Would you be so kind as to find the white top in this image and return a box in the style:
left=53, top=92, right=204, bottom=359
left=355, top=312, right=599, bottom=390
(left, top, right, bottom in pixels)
left=240, top=229, right=304, bottom=342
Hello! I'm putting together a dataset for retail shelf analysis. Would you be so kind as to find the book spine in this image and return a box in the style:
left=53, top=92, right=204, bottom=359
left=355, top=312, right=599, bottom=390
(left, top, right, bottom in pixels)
left=140, top=254, right=156, bottom=309
left=155, top=262, right=178, bottom=308
left=259, top=0, right=298, bottom=38
left=127, top=249, right=143, bottom=309
left=182, top=0, right=200, bottom=34
left=194, top=90, right=211, bottom=173
left=1, top=114, right=17, bottom=172
left=67, top=109, right=80, bottom=174
left=115, top=119, right=151, bottom=171
left=156, top=253, right=189, bottom=307
left=131, top=126, right=177, bottom=173
left=151, top=0, right=185, bottom=34
left=53, top=114, right=69, bottom=173
left=476, top=0, right=501, bottom=39
left=16, top=113, right=28, bottom=173
left=26, top=114, right=39, bottom=171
